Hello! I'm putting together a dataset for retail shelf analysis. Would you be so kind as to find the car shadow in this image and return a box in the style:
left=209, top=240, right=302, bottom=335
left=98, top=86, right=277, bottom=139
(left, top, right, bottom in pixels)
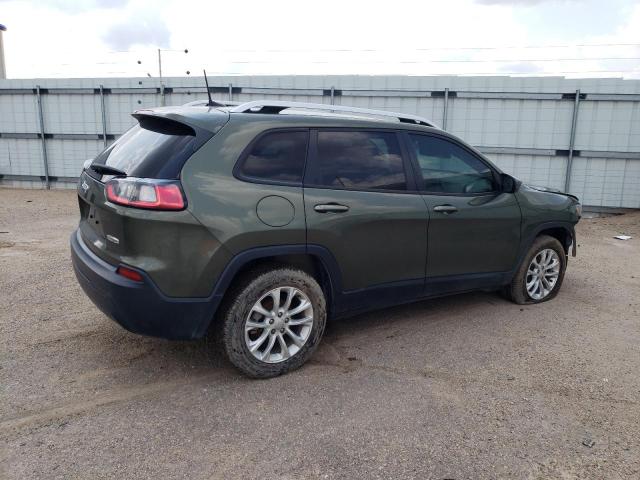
left=194, top=290, right=508, bottom=372
left=325, top=289, right=506, bottom=334
left=90, top=289, right=509, bottom=381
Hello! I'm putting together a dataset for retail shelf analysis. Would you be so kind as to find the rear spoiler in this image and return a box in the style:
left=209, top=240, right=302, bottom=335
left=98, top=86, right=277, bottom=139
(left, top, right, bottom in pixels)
left=132, top=106, right=230, bottom=134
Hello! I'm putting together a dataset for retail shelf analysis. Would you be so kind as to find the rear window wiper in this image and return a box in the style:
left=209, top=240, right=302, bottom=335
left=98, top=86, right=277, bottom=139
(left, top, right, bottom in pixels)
left=90, top=164, right=127, bottom=177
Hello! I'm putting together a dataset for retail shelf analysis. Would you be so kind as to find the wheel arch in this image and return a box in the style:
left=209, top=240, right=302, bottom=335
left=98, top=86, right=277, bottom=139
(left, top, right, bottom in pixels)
left=536, top=226, right=573, bottom=254
left=521, top=221, right=576, bottom=260
left=211, top=245, right=342, bottom=319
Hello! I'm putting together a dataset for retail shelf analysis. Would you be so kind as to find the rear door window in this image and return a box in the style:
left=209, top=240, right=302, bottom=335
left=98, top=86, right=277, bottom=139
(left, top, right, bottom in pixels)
left=307, top=130, right=407, bottom=191
left=89, top=116, right=209, bottom=180
left=238, top=130, right=308, bottom=183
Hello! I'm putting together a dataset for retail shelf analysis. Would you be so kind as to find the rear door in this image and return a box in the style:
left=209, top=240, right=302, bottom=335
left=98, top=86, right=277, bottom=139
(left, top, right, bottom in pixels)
left=303, top=129, right=429, bottom=311
left=405, top=132, right=521, bottom=292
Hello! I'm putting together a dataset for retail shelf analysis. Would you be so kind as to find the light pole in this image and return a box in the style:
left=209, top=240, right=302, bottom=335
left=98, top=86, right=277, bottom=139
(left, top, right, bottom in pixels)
left=0, top=24, right=7, bottom=79
left=138, top=48, right=188, bottom=106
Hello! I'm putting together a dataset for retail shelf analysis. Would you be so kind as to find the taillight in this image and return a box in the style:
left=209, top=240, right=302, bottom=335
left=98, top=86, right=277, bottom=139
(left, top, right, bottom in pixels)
left=105, top=178, right=186, bottom=211
left=116, top=265, right=144, bottom=282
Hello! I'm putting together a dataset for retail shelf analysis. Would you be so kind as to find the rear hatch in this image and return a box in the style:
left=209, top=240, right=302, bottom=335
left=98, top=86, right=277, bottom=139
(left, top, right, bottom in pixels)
left=77, top=107, right=228, bottom=273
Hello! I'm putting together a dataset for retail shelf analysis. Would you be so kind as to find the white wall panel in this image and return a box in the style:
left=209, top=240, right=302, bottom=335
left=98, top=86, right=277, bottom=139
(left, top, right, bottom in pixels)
left=574, top=101, right=640, bottom=152
left=0, top=138, right=43, bottom=176
left=489, top=154, right=567, bottom=192
left=447, top=99, right=574, bottom=149
left=0, top=93, right=39, bottom=133
left=1, top=75, right=640, bottom=208
left=42, top=93, right=102, bottom=135
left=569, top=157, right=640, bottom=208
left=46, top=139, right=104, bottom=177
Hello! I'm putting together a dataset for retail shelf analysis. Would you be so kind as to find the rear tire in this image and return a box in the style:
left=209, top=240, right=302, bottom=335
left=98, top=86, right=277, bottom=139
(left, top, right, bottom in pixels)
left=216, top=266, right=326, bottom=378
left=506, top=235, right=567, bottom=305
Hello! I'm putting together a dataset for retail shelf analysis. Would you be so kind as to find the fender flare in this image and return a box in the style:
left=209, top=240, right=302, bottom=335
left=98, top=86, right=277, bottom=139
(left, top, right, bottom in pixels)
left=516, top=221, right=576, bottom=267
left=210, top=243, right=343, bottom=306
left=502, top=221, right=575, bottom=285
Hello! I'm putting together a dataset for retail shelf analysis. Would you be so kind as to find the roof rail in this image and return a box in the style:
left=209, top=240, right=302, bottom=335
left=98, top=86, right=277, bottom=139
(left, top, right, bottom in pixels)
left=230, top=100, right=438, bottom=128
left=182, top=99, right=241, bottom=107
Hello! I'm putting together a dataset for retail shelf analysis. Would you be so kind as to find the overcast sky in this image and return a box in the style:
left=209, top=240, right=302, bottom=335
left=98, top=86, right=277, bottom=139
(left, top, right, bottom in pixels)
left=0, top=0, right=639, bottom=79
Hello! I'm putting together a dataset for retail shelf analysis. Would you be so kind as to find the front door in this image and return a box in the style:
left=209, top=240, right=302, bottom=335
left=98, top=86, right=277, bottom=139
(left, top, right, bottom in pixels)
left=304, top=129, right=428, bottom=312
left=405, top=132, right=521, bottom=293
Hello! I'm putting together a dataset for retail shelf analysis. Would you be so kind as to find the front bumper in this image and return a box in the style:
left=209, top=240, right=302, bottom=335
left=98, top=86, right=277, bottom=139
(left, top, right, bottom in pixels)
left=70, top=229, right=221, bottom=340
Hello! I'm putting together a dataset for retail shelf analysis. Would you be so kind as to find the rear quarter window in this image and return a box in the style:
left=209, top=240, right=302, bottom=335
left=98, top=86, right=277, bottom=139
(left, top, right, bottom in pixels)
left=237, top=130, right=309, bottom=184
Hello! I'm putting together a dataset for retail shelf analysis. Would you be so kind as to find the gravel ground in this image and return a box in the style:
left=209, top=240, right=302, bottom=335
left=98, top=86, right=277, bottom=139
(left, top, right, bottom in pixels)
left=1, top=188, right=639, bottom=480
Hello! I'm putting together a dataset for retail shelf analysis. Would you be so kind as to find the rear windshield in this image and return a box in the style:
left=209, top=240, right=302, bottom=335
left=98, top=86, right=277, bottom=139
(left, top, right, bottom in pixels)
left=89, top=116, right=209, bottom=180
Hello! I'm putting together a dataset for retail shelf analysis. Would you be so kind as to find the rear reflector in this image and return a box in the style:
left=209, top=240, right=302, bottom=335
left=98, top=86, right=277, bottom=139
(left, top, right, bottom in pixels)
left=105, top=177, right=185, bottom=211
left=116, top=266, right=144, bottom=282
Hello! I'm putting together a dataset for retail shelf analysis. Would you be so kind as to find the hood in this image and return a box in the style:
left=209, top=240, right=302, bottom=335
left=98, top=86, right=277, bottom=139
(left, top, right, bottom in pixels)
left=524, top=184, right=579, bottom=202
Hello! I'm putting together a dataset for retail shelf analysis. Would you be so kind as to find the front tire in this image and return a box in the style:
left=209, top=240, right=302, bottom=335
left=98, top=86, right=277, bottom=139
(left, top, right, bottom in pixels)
left=217, top=266, right=326, bottom=378
left=506, top=235, right=567, bottom=305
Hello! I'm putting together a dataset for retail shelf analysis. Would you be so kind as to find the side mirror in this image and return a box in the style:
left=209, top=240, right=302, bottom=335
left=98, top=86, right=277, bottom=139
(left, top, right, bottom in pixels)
left=500, top=173, right=518, bottom=193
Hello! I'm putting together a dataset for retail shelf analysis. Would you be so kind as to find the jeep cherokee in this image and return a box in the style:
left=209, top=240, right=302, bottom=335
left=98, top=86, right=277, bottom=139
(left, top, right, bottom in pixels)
left=71, top=100, right=581, bottom=377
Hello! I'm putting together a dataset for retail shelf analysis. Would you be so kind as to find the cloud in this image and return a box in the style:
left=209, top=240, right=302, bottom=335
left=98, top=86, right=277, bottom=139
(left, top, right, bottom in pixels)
left=101, top=10, right=171, bottom=50
left=94, top=0, right=128, bottom=6
left=0, top=0, right=130, bottom=13
left=498, top=62, right=544, bottom=74
left=475, top=0, right=560, bottom=4
left=3, top=0, right=639, bottom=79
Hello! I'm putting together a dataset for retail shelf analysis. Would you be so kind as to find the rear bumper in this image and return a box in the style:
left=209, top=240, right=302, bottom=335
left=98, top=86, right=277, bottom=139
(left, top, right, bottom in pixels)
left=70, top=229, right=222, bottom=340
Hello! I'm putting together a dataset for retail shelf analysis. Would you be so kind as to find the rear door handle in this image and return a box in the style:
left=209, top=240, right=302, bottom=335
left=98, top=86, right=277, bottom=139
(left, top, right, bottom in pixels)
left=314, top=203, right=350, bottom=213
left=433, top=204, right=458, bottom=214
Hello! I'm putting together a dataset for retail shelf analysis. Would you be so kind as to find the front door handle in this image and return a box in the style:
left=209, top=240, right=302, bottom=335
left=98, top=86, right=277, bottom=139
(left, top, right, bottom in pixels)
left=314, top=203, right=350, bottom=213
left=433, top=204, right=458, bottom=214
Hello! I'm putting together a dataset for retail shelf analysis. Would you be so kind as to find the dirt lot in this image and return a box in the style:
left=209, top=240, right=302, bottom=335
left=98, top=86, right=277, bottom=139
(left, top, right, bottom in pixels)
left=1, top=188, right=639, bottom=479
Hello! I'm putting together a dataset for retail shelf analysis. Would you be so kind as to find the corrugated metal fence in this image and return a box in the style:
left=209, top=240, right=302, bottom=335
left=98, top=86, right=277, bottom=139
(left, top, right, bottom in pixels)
left=1, top=75, right=639, bottom=208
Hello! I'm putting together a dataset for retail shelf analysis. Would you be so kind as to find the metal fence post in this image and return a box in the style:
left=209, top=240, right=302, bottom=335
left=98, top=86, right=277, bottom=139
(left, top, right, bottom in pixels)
left=442, top=87, right=449, bottom=131
left=99, top=84, right=107, bottom=148
left=228, top=83, right=233, bottom=101
left=35, top=85, right=50, bottom=189
left=330, top=86, right=335, bottom=105
left=564, top=89, right=581, bottom=193
left=158, top=48, right=165, bottom=107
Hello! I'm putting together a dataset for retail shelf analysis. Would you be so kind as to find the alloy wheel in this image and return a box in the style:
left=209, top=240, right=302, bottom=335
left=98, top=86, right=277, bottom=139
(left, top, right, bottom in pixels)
left=244, top=286, right=314, bottom=363
left=526, top=248, right=561, bottom=300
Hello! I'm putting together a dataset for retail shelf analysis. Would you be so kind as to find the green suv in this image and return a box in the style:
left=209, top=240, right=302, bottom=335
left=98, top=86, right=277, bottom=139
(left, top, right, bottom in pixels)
left=71, top=100, right=581, bottom=377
